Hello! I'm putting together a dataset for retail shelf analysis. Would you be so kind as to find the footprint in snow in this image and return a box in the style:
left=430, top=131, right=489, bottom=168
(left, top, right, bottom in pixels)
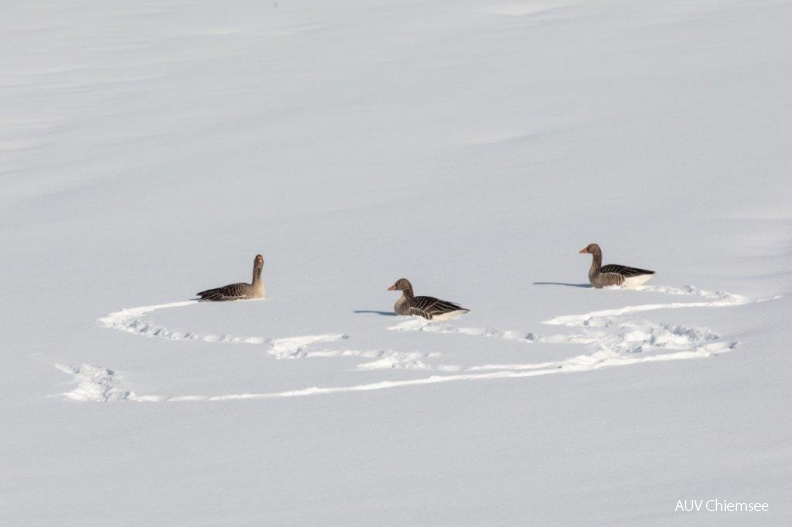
left=387, top=317, right=535, bottom=343
left=98, top=300, right=349, bottom=357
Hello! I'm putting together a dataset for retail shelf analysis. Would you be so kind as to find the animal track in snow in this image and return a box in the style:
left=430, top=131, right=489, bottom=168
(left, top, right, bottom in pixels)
left=56, top=364, right=133, bottom=402
left=383, top=285, right=745, bottom=378
left=53, top=362, right=579, bottom=402
left=69, top=285, right=769, bottom=402
left=267, top=334, right=351, bottom=358
left=98, top=300, right=348, bottom=357
left=56, top=340, right=733, bottom=403
left=98, top=301, right=266, bottom=343
left=354, top=351, right=437, bottom=371
left=273, top=345, right=456, bottom=371
left=545, top=285, right=749, bottom=327
left=96, top=300, right=452, bottom=370
left=537, top=284, right=748, bottom=362
left=388, top=318, right=535, bottom=343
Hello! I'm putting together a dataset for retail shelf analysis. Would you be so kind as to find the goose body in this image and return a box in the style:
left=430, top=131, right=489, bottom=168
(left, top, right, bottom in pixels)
left=197, top=254, right=266, bottom=301
left=579, top=244, right=654, bottom=289
left=387, top=278, right=469, bottom=320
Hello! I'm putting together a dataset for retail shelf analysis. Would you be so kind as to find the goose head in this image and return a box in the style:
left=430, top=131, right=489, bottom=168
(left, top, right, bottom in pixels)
left=578, top=243, right=601, bottom=255
left=387, top=278, right=412, bottom=292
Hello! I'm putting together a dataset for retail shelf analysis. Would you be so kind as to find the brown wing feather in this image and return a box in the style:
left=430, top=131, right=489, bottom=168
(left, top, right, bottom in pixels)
left=197, top=282, right=249, bottom=301
left=600, top=264, right=654, bottom=277
left=407, top=296, right=467, bottom=320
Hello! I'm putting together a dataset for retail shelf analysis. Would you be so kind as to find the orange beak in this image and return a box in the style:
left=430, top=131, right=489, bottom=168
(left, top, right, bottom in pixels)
left=387, top=284, right=396, bottom=291
left=578, top=248, right=588, bottom=254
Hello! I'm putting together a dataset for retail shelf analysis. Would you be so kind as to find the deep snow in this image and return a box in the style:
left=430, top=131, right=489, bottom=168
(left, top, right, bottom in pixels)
left=2, top=0, right=791, bottom=525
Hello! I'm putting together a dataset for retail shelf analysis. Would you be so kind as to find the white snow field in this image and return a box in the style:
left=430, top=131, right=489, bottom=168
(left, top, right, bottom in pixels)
left=2, top=0, right=791, bottom=524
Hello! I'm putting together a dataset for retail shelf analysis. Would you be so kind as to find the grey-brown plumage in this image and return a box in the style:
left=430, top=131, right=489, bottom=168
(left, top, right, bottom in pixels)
left=579, top=243, right=654, bottom=288
left=197, top=254, right=266, bottom=301
left=387, top=278, right=469, bottom=320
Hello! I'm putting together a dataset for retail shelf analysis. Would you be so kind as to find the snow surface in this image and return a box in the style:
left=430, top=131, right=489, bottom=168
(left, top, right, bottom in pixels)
left=2, top=0, right=792, bottom=524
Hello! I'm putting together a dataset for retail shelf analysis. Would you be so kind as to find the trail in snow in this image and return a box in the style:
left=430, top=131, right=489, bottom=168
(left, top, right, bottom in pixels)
left=266, top=334, right=349, bottom=358
left=97, top=301, right=267, bottom=343
left=67, top=284, right=771, bottom=402
left=56, top=364, right=132, bottom=402
left=545, top=285, right=749, bottom=327
left=57, top=339, right=737, bottom=402
left=302, top=348, right=460, bottom=371
left=387, top=317, right=535, bottom=342
left=98, top=300, right=347, bottom=357
left=97, top=299, right=442, bottom=369
left=539, top=285, right=749, bottom=356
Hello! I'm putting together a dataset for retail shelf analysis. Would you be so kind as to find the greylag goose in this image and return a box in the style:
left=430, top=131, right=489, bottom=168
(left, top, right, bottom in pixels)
left=579, top=243, right=654, bottom=288
left=197, top=254, right=266, bottom=301
left=387, top=278, right=469, bottom=320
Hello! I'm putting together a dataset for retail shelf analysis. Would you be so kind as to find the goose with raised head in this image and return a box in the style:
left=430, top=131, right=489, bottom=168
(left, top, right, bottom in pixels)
left=197, top=254, right=266, bottom=301
left=579, top=243, right=654, bottom=288
left=387, top=278, right=469, bottom=320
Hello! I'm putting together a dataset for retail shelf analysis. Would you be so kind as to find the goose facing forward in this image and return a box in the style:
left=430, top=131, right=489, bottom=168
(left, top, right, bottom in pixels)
left=197, top=254, right=266, bottom=301
left=579, top=243, right=654, bottom=288
left=387, top=278, right=469, bottom=320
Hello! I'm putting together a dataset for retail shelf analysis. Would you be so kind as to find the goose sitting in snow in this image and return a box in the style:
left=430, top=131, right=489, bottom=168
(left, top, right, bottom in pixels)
left=197, top=254, right=266, bottom=301
left=579, top=243, right=654, bottom=288
left=387, top=278, right=469, bottom=320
